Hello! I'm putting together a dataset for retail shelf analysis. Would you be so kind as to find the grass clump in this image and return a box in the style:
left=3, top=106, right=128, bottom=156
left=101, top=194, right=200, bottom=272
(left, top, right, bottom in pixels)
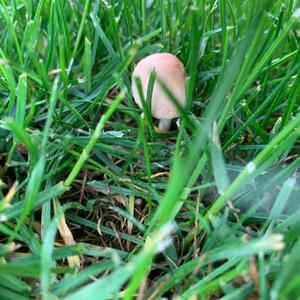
left=0, top=0, right=300, bottom=299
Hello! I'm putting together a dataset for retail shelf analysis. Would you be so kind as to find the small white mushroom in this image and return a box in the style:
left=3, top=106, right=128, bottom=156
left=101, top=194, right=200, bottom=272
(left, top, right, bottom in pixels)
left=131, top=53, right=187, bottom=132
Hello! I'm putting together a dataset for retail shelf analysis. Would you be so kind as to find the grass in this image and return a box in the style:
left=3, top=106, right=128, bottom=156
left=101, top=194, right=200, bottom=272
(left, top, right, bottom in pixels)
left=0, top=0, right=300, bottom=299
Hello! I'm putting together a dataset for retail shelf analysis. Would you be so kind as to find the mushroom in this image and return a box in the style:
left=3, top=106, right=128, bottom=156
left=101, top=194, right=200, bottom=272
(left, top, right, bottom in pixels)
left=131, top=53, right=187, bottom=132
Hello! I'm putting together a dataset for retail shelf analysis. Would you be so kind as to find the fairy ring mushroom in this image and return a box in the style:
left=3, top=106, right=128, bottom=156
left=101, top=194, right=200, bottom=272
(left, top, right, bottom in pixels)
left=131, top=53, right=187, bottom=132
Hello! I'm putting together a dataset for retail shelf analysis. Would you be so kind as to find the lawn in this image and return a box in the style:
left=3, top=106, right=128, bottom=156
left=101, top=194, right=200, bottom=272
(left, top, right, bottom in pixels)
left=0, top=0, right=300, bottom=299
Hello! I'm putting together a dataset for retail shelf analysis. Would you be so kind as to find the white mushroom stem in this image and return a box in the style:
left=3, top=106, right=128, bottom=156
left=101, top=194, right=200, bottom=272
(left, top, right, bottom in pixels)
left=158, top=119, right=172, bottom=132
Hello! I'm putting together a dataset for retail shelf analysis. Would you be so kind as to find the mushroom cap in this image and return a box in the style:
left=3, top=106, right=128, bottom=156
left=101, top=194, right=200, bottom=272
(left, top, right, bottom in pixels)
left=131, top=53, right=186, bottom=120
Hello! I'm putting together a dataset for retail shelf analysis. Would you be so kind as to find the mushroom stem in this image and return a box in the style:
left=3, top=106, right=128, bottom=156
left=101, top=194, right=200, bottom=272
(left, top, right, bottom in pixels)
left=158, top=119, right=172, bottom=132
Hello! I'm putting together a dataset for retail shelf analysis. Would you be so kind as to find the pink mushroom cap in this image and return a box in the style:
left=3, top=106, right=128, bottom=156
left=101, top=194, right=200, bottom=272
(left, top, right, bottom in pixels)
left=132, top=53, right=187, bottom=120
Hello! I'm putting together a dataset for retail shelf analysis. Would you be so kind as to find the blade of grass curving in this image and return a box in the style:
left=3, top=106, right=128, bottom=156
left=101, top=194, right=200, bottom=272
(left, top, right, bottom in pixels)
left=0, top=49, right=16, bottom=111
left=180, top=259, right=246, bottom=299
left=52, top=261, right=114, bottom=296
left=90, top=12, right=120, bottom=65
left=107, top=5, right=124, bottom=60
left=134, top=76, right=155, bottom=136
left=0, top=0, right=23, bottom=65
left=11, top=76, right=58, bottom=238
left=0, top=274, right=31, bottom=294
left=223, top=62, right=299, bottom=149
left=64, top=91, right=124, bottom=187
left=23, top=0, right=46, bottom=62
left=15, top=73, right=27, bottom=127
left=160, top=0, right=167, bottom=49
left=70, top=0, right=91, bottom=65
left=208, top=112, right=300, bottom=217
left=271, top=239, right=300, bottom=299
left=262, top=176, right=296, bottom=232
left=220, top=7, right=300, bottom=131
left=66, top=213, right=141, bottom=245
left=209, top=122, right=230, bottom=195
left=41, top=203, right=78, bottom=299
left=219, top=0, right=229, bottom=72
left=0, top=286, right=30, bottom=300
left=0, top=119, right=38, bottom=166
left=3, top=183, right=68, bottom=221
left=55, top=1, right=71, bottom=62
left=84, top=38, right=92, bottom=92
left=63, top=223, right=174, bottom=300
left=78, top=44, right=137, bottom=119
left=282, top=68, right=300, bottom=128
